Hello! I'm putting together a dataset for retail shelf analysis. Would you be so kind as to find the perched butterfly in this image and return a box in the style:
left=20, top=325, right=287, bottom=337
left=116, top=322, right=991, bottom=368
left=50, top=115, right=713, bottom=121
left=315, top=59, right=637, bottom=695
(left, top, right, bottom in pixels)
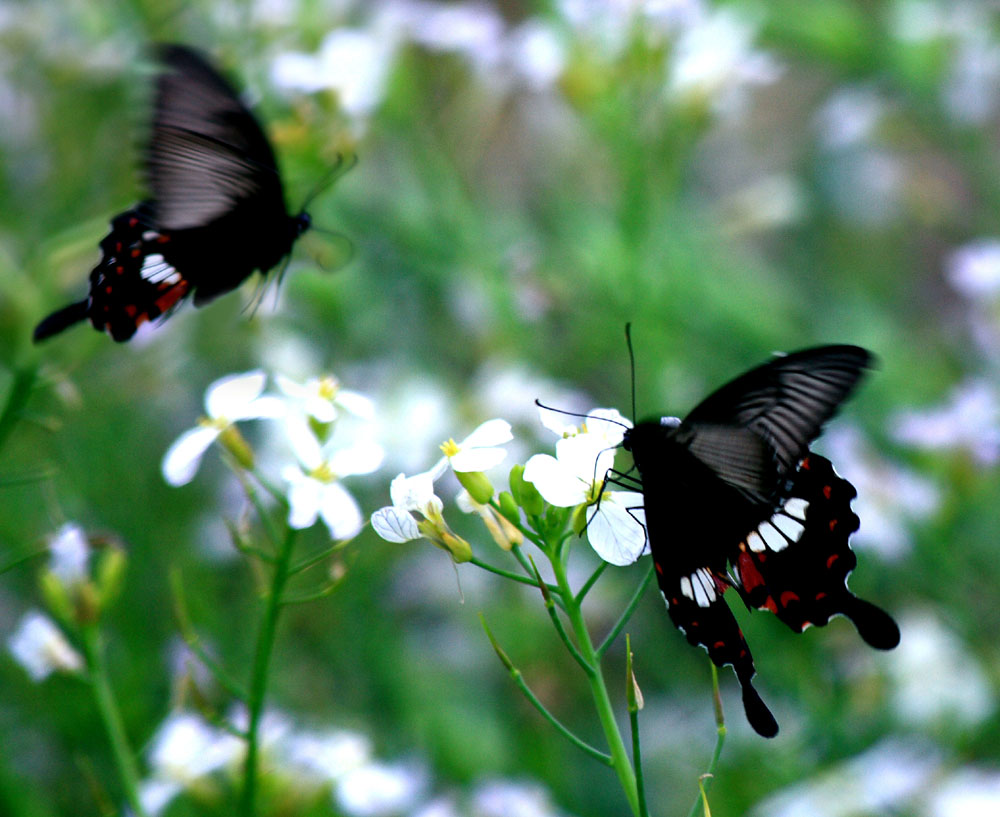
left=610, top=343, right=900, bottom=737
left=34, top=44, right=311, bottom=342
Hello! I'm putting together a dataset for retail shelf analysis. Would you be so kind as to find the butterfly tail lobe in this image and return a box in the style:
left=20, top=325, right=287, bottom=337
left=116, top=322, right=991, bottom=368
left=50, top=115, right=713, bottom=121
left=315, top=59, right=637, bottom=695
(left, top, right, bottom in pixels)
left=739, top=676, right=779, bottom=738
left=842, top=596, right=900, bottom=650
left=33, top=299, right=89, bottom=342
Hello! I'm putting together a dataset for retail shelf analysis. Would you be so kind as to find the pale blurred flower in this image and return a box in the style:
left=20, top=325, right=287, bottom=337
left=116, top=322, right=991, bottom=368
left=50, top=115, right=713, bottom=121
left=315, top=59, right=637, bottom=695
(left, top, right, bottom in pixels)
left=336, top=760, right=427, bottom=816
left=927, top=768, right=1000, bottom=817
left=885, top=610, right=994, bottom=728
left=146, top=712, right=242, bottom=784
left=405, top=1, right=505, bottom=73
left=665, top=6, right=782, bottom=116
left=47, top=523, right=90, bottom=586
left=947, top=238, right=1000, bottom=298
left=815, top=86, right=886, bottom=150
left=277, top=374, right=376, bottom=424
left=282, top=728, right=372, bottom=782
left=271, top=28, right=397, bottom=121
left=473, top=778, right=563, bottom=817
left=506, top=21, right=566, bottom=91
left=283, top=416, right=384, bottom=539
left=524, top=407, right=647, bottom=565
left=750, top=738, right=941, bottom=817
left=892, top=379, right=1000, bottom=465
left=821, top=426, right=940, bottom=559
left=943, top=28, right=1000, bottom=124
left=7, top=610, right=83, bottom=681
left=161, top=371, right=285, bottom=486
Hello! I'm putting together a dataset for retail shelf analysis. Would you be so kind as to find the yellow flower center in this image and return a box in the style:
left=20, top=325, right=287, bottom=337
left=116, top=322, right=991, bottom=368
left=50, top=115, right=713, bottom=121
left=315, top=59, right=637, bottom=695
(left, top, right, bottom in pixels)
left=317, top=376, right=340, bottom=401
left=439, top=438, right=461, bottom=458
left=199, top=415, right=230, bottom=430
left=308, top=462, right=336, bottom=483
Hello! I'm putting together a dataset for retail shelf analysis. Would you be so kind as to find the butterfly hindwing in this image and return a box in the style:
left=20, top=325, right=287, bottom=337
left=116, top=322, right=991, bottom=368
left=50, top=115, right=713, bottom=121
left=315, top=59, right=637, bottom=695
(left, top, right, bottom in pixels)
left=734, top=454, right=900, bottom=649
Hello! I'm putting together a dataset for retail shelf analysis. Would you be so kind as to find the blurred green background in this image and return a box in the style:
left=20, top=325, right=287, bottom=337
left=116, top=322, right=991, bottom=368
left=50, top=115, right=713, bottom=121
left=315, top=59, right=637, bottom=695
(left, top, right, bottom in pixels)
left=2, top=0, right=1000, bottom=815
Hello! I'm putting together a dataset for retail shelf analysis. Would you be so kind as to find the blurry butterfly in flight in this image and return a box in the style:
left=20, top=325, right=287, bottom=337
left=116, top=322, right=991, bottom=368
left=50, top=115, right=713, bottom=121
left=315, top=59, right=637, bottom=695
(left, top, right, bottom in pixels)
left=603, top=331, right=899, bottom=737
left=35, top=44, right=339, bottom=343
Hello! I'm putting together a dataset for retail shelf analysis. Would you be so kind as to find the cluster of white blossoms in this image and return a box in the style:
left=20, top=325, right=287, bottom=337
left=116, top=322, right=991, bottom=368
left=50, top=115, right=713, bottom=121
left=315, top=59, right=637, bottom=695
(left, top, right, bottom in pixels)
left=370, top=404, right=648, bottom=568
left=161, top=370, right=384, bottom=542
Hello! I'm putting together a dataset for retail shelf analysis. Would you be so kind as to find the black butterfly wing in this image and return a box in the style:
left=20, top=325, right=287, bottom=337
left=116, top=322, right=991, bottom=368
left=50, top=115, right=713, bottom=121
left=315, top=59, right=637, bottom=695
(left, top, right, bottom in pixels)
left=733, top=454, right=900, bottom=649
left=658, top=564, right=779, bottom=738
left=682, top=346, right=873, bottom=497
left=147, top=44, right=287, bottom=232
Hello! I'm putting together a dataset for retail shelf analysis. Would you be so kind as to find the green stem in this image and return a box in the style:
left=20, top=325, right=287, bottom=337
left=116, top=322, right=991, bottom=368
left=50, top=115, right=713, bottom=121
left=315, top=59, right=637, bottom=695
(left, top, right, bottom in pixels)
left=549, top=555, right=639, bottom=816
left=597, top=564, right=655, bottom=658
left=527, top=557, right=593, bottom=674
left=80, top=624, right=147, bottom=817
left=625, top=635, right=649, bottom=817
left=240, top=527, right=297, bottom=815
left=0, top=365, right=37, bottom=456
left=686, top=664, right=726, bottom=817
left=469, top=555, right=560, bottom=591
left=575, top=561, right=608, bottom=604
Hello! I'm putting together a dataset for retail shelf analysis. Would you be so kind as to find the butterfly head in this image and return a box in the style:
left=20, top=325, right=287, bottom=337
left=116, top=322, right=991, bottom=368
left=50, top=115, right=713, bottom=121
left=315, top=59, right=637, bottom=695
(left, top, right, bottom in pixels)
left=293, top=211, right=312, bottom=236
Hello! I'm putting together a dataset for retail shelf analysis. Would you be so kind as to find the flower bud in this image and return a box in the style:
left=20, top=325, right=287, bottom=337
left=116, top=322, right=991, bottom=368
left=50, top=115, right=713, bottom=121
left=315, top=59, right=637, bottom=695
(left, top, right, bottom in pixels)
left=218, top=425, right=254, bottom=470
left=439, top=531, right=473, bottom=563
left=497, top=491, right=520, bottom=525
left=509, top=464, right=544, bottom=516
left=570, top=503, right=590, bottom=536
left=39, top=570, right=74, bottom=625
left=96, top=547, right=127, bottom=610
left=455, top=470, right=494, bottom=505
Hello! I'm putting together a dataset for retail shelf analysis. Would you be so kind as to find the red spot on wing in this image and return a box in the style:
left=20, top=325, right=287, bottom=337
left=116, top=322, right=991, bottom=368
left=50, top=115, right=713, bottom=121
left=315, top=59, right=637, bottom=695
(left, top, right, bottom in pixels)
left=654, top=561, right=663, bottom=575
left=826, top=554, right=839, bottom=569
left=823, top=485, right=832, bottom=499
left=762, top=596, right=778, bottom=613
left=779, top=591, right=800, bottom=607
left=738, top=551, right=766, bottom=592
left=829, top=519, right=838, bottom=531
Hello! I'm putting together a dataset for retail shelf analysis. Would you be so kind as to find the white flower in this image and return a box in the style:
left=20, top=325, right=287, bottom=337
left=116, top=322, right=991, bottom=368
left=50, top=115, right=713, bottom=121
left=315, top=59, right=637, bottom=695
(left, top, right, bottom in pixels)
left=335, top=760, right=427, bottom=817
left=434, top=418, right=513, bottom=475
left=146, top=712, right=242, bottom=784
left=276, top=374, right=375, bottom=424
left=283, top=729, right=372, bottom=783
left=271, top=28, right=397, bottom=121
left=524, top=407, right=647, bottom=565
left=370, top=471, right=441, bottom=544
left=161, top=371, right=285, bottom=486
left=892, top=379, right=1000, bottom=466
left=283, top=416, right=384, bottom=540
left=473, top=778, right=561, bottom=817
left=47, top=523, right=90, bottom=586
left=947, top=238, right=1000, bottom=298
left=7, top=610, right=83, bottom=682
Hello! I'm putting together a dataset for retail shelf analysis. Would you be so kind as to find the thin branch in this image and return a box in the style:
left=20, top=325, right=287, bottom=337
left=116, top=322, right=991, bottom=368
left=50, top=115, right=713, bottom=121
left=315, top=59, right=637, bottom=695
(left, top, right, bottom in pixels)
left=479, top=614, right=612, bottom=765
left=575, top=561, right=608, bottom=604
left=686, top=663, right=727, bottom=817
left=528, top=556, right=593, bottom=676
left=626, top=635, right=649, bottom=817
left=469, top=555, right=561, bottom=592
left=597, top=564, right=654, bottom=658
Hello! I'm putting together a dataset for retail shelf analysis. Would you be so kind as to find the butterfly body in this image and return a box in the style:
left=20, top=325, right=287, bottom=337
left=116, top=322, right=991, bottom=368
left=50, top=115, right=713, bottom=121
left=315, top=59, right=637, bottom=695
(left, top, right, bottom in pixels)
left=617, top=345, right=899, bottom=737
left=35, top=44, right=308, bottom=343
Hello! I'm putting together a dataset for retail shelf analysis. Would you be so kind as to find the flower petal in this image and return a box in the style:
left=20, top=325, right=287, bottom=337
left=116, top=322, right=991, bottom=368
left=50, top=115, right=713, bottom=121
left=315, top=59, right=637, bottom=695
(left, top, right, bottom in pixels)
left=319, top=483, right=363, bottom=540
left=554, top=434, right=608, bottom=482
left=522, top=453, right=585, bottom=506
left=328, top=440, right=385, bottom=477
left=537, top=403, right=578, bottom=437
left=449, top=446, right=507, bottom=473
left=162, top=426, right=221, bottom=486
left=234, top=395, right=287, bottom=422
left=389, top=472, right=438, bottom=512
left=286, top=475, right=322, bottom=529
left=337, top=389, right=376, bottom=420
left=48, top=523, right=90, bottom=586
left=585, top=408, right=631, bottom=446
left=305, top=394, right=338, bottom=424
left=587, top=494, right=648, bottom=566
left=371, top=507, right=421, bottom=543
left=205, top=371, right=267, bottom=419
left=285, top=415, right=324, bottom=470
left=460, top=418, right=513, bottom=448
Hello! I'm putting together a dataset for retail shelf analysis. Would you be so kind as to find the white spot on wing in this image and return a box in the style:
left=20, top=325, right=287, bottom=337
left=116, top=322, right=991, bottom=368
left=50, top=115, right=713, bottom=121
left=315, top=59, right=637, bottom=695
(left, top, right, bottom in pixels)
left=747, top=530, right=766, bottom=552
left=140, top=254, right=181, bottom=286
left=680, top=576, right=694, bottom=600
left=757, top=520, right=788, bottom=551
left=771, top=514, right=805, bottom=541
left=784, top=497, right=809, bottom=520
left=692, top=568, right=716, bottom=608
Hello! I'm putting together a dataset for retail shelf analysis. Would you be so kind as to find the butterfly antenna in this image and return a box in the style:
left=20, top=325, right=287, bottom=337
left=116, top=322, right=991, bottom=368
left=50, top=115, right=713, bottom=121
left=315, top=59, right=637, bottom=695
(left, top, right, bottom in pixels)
left=299, top=151, right=358, bottom=213
left=625, top=322, right=637, bottom=424
left=533, top=399, right=631, bottom=430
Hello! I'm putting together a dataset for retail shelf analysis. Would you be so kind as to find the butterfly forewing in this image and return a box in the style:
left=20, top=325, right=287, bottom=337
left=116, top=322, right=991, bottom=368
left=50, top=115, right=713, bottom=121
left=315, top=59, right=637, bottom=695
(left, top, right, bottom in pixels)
left=683, top=346, right=872, bottom=478
left=148, top=45, right=286, bottom=231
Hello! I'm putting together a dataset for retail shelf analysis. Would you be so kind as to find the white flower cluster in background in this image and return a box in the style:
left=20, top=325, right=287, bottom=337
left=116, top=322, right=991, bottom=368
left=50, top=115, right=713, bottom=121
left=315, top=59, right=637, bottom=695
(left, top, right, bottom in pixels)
left=137, top=706, right=569, bottom=817
left=161, top=370, right=383, bottom=541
